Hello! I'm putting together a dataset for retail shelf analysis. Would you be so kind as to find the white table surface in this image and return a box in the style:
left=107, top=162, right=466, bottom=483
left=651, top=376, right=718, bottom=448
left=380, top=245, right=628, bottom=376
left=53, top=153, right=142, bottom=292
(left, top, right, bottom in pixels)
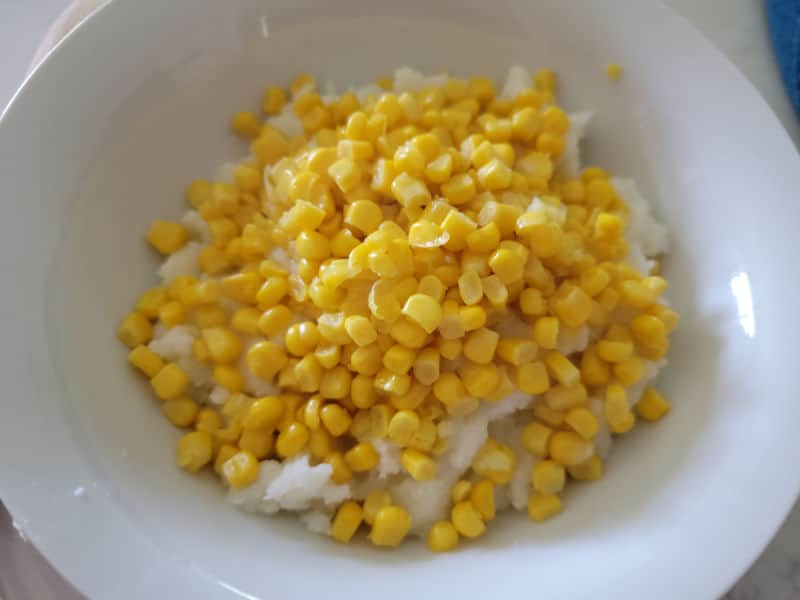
left=1, top=1, right=798, bottom=598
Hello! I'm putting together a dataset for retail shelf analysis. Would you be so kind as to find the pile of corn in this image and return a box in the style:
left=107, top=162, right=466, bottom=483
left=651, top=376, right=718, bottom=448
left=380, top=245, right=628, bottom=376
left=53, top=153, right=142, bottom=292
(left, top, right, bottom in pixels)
left=118, top=68, right=677, bottom=551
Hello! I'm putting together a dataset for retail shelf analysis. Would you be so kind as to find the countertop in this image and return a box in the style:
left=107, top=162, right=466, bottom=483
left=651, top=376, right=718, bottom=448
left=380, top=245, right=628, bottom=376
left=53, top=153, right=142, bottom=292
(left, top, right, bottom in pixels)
left=0, top=1, right=798, bottom=598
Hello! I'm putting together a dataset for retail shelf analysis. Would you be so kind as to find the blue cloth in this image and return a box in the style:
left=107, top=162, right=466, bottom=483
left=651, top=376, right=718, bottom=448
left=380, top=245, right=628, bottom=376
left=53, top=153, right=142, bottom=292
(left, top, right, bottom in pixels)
left=768, top=0, right=800, bottom=117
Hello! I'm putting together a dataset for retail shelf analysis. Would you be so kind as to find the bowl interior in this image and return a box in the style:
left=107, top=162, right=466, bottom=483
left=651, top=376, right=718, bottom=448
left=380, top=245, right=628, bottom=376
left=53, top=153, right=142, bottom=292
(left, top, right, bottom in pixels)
left=3, top=0, right=800, bottom=598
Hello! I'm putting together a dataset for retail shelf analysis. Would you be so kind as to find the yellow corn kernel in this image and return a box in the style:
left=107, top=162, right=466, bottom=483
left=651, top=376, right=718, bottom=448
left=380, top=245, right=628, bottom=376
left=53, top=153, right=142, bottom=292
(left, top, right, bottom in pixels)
left=162, top=397, right=199, bottom=428
left=393, top=143, right=426, bottom=177
left=213, top=444, right=239, bottom=477
left=255, top=306, right=290, bottom=338
left=432, top=372, right=465, bottom=406
left=191, top=305, right=227, bottom=329
left=425, top=153, right=453, bottom=183
left=391, top=172, right=431, bottom=209
left=381, top=344, right=414, bottom=376
left=241, top=396, right=281, bottom=430
left=596, top=339, right=634, bottom=363
left=533, top=316, right=559, bottom=350
left=317, top=402, right=350, bottom=436
left=568, top=455, right=604, bottom=481
left=630, top=313, right=667, bottom=345
left=543, top=383, right=588, bottom=412
left=222, top=450, right=260, bottom=489
left=488, top=247, right=524, bottom=284
left=231, top=111, right=262, bottom=138
left=278, top=200, right=326, bottom=237
left=343, top=315, right=377, bottom=347
left=481, top=275, right=508, bottom=306
left=118, top=312, right=153, bottom=348
left=191, top=339, right=211, bottom=363
left=185, top=179, right=211, bottom=208
left=477, top=158, right=512, bottom=190
left=462, top=327, right=499, bottom=365
left=261, top=85, right=287, bottom=115
left=406, top=348, right=440, bottom=387
left=451, top=501, right=485, bottom=538
left=256, top=276, right=289, bottom=310
left=313, top=344, right=340, bottom=370
left=470, top=480, right=495, bottom=521
left=151, top=362, right=189, bottom=400
left=531, top=460, right=566, bottom=495
left=472, top=439, right=515, bottom=484
left=326, top=451, right=353, bottom=484
left=400, top=294, right=442, bottom=334
left=534, top=403, right=566, bottom=427
left=147, top=220, right=189, bottom=255
left=319, top=366, right=352, bottom=400
left=275, top=421, right=309, bottom=458
left=605, top=63, right=623, bottom=81
left=194, top=408, right=221, bottom=434
left=342, top=200, right=382, bottom=235
left=645, top=303, right=679, bottom=333
left=401, top=448, right=437, bottom=481
left=456, top=305, right=484, bottom=333
left=176, top=430, right=213, bottom=473
left=389, top=319, right=428, bottom=349
left=441, top=210, right=478, bottom=252
left=428, top=521, right=459, bottom=552
left=213, top=364, right=245, bottom=392
left=294, top=230, right=329, bottom=261
left=156, top=301, right=184, bottom=327
left=360, top=490, right=393, bottom=526
left=331, top=501, right=363, bottom=544
left=387, top=409, right=420, bottom=446
left=527, top=494, right=562, bottom=522
left=449, top=480, right=472, bottom=504
left=466, top=223, right=501, bottom=255
left=349, top=344, right=382, bottom=376
left=522, top=421, right=552, bottom=456
left=516, top=361, right=550, bottom=394
left=200, top=327, right=243, bottom=364
left=441, top=172, right=477, bottom=206
left=221, top=272, right=261, bottom=305
left=553, top=286, right=592, bottom=328
left=136, top=287, right=168, bottom=318
left=549, top=431, right=594, bottom=467
left=565, top=407, right=599, bottom=440
left=636, top=388, right=671, bottom=422
left=496, top=339, right=538, bottom=366
left=458, top=270, right=484, bottom=306
left=519, top=288, right=546, bottom=316
left=510, top=106, right=542, bottom=141
left=535, top=132, right=565, bottom=158
left=127, top=345, right=164, bottom=378
left=580, top=345, right=610, bottom=386
left=246, top=341, right=288, bottom=381
left=613, top=357, right=645, bottom=386
left=543, top=351, right=581, bottom=387
left=238, top=427, right=274, bottom=460
left=370, top=506, right=411, bottom=547
left=284, top=321, right=320, bottom=356
left=345, top=441, right=379, bottom=472
left=541, top=106, right=569, bottom=135
left=228, top=307, right=259, bottom=335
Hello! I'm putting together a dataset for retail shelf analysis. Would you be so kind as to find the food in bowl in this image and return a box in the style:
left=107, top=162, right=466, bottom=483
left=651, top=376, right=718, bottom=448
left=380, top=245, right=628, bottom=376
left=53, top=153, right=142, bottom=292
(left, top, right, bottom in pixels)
left=117, top=65, right=677, bottom=551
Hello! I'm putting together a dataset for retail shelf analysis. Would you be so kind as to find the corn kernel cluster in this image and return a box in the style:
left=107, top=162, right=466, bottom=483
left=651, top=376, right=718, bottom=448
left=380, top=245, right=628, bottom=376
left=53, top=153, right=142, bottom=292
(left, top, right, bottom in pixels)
left=119, top=67, right=677, bottom=551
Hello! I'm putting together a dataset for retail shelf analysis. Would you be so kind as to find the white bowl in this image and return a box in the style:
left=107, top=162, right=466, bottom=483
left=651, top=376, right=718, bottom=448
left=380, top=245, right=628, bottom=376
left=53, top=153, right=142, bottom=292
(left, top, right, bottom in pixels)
left=2, top=0, right=800, bottom=597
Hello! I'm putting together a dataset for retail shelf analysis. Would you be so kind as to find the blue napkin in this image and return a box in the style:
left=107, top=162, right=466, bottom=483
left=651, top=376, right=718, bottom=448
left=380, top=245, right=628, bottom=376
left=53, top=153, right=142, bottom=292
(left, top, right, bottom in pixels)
left=768, top=0, right=800, bottom=117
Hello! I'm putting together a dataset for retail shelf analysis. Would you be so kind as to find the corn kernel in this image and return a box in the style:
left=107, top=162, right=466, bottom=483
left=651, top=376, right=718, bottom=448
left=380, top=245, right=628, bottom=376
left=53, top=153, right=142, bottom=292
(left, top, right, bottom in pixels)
left=472, top=439, right=515, bottom=484
left=222, top=450, right=260, bottom=488
left=451, top=501, right=485, bottom=538
left=326, top=451, right=353, bottom=484
left=458, top=270, right=484, bottom=305
left=428, top=521, right=459, bottom=552
left=370, top=506, right=411, bottom=547
left=549, top=431, right=594, bottom=466
left=527, top=494, right=562, bottom=522
left=441, top=173, right=477, bottom=206
left=201, top=327, right=243, bottom=364
left=470, top=480, right=495, bottom=521
left=534, top=316, right=559, bottom=350
left=231, top=111, right=262, bottom=138
left=543, top=351, right=580, bottom=387
left=345, top=441, right=380, bottom=472
left=176, top=431, right=213, bottom=472
left=462, top=327, right=499, bottom=364
left=344, top=200, right=383, bottom=235
left=496, top=339, right=538, bottom=366
left=636, top=388, right=670, bottom=422
left=532, top=460, right=566, bottom=495
left=331, top=501, right=363, bottom=543
left=151, top=362, right=189, bottom=400
left=118, top=312, right=153, bottom=348
left=522, top=421, right=552, bottom=456
left=127, top=345, right=164, bottom=378
left=246, top=341, right=288, bottom=381
left=162, top=397, right=199, bottom=428
left=568, top=455, right=604, bottom=481
left=516, top=361, right=550, bottom=394
left=596, top=339, right=634, bottom=363
left=565, top=407, right=599, bottom=440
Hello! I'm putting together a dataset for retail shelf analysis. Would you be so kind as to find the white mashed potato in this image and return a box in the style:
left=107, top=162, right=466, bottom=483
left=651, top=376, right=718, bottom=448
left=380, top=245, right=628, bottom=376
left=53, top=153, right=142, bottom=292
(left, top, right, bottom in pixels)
left=149, top=65, right=671, bottom=539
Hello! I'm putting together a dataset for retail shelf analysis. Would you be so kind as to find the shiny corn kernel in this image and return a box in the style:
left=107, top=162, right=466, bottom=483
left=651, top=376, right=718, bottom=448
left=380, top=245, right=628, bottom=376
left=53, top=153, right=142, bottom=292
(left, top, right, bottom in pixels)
left=275, top=422, right=309, bottom=458
left=388, top=410, right=420, bottom=446
left=519, top=288, right=546, bottom=316
left=246, top=341, right=288, bottom=381
left=128, top=345, right=164, bottom=378
left=549, top=431, right=594, bottom=466
left=543, top=351, right=580, bottom=386
left=345, top=200, right=383, bottom=235
left=151, top=362, right=189, bottom=400
left=401, top=294, right=442, bottom=334
left=222, top=450, right=260, bottom=489
left=451, top=501, right=485, bottom=538
left=327, top=451, right=353, bottom=484
left=636, top=388, right=670, bottom=422
left=496, top=339, right=538, bottom=366
left=458, top=270, right=484, bottom=305
left=176, top=431, right=213, bottom=472
left=516, top=361, right=550, bottom=394
left=596, top=339, right=634, bottom=363
left=331, top=501, right=363, bottom=543
left=565, top=407, right=599, bottom=440
left=370, top=506, right=411, bottom=547
left=489, top=248, right=525, bottom=284
left=320, top=402, right=352, bottom=436
left=345, top=441, right=380, bottom=472
left=463, top=327, right=499, bottom=364
left=527, top=494, right=562, bottom=522
left=118, top=312, right=153, bottom=348
left=428, top=521, right=459, bottom=552
left=201, top=327, right=243, bottom=364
